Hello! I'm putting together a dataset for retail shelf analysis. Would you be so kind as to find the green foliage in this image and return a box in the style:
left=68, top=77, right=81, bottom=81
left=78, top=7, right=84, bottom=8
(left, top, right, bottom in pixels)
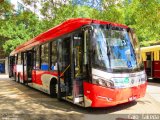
left=0, top=0, right=13, bottom=18
left=1, top=0, right=160, bottom=55
left=124, top=0, right=160, bottom=46
left=39, top=0, right=125, bottom=23
left=38, top=0, right=125, bottom=30
left=0, top=11, right=45, bottom=54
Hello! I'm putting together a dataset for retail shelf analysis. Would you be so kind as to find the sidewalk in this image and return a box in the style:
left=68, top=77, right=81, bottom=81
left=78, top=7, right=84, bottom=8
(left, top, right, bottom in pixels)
left=0, top=74, right=9, bottom=79
left=147, top=82, right=160, bottom=103
left=0, top=79, right=160, bottom=120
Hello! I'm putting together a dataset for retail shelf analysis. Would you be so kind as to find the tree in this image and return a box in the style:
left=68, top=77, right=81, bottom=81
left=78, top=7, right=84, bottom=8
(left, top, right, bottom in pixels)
left=0, top=11, right=45, bottom=54
left=38, top=0, right=124, bottom=22
left=0, top=0, right=13, bottom=18
left=1, top=0, right=159, bottom=55
left=124, top=0, right=160, bottom=46
left=0, top=0, right=14, bottom=56
left=29, top=0, right=125, bottom=28
left=0, top=0, right=125, bottom=54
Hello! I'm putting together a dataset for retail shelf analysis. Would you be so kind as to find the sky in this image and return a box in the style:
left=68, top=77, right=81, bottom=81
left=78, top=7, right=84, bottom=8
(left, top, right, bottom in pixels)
left=10, top=0, right=42, bottom=18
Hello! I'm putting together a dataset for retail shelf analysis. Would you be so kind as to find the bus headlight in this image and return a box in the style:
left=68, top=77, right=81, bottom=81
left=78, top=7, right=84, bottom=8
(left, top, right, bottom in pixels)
left=92, top=75, right=114, bottom=88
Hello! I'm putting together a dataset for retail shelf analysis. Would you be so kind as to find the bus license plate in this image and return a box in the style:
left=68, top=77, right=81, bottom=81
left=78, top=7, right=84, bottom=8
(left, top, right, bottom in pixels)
left=128, top=96, right=137, bottom=101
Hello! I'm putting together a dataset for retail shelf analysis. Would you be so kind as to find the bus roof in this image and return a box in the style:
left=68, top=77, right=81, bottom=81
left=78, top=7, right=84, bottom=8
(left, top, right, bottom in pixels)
left=10, top=18, right=128, bottom=56
left=141, top=45, right=160, bottom=52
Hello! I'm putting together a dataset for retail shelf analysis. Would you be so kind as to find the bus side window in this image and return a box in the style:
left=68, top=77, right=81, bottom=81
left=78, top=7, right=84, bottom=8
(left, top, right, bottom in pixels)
left=35, top=47, right=40, bottom=70
left=18, top=53, right=21, bottom=65
left=146, top=54, right=151, bottom=60
left=50, top=41, right=58, bottom=71
left=41, top=43, right=49, bottom=70
left=83, top=30, right=91, bottom=81
left=15, top=54, right=18, bottom=65
left=146, top=52, right=151, bottom=68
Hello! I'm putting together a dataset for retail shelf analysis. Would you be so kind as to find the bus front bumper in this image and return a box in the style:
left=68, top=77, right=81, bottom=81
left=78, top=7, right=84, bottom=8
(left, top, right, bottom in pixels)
left=83, top=82, right=147, bottom=107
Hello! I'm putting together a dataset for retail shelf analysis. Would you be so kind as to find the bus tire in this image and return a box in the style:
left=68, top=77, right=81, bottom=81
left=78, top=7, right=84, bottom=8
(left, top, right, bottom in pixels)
left=50, top=78, right=57, bottom=97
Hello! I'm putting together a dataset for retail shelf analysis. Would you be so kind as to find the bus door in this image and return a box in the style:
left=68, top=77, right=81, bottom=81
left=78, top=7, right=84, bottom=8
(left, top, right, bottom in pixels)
left=153, top=51, right=160, bottom=78
left=58, top=37, right=72, bottom=100
left=72, top=33, right=85, bottom=104
left=9, top=56, right=15, bottom=77
left=57, top=33, right=87, bottom=105
left=23, top=50, right=34, bottom=83
left=146, top=52, right=154, bottom=78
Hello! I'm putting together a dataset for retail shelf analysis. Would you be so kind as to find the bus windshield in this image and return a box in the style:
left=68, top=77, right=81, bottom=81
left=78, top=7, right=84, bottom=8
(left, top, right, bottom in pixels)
left=91, top=25, right=144, bottom=72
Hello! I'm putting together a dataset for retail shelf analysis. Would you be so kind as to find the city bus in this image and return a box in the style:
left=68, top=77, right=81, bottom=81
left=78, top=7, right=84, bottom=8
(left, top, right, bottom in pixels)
left=9, top=18, right=147, bottom=107
left=141, top=45, right=160, bottom=79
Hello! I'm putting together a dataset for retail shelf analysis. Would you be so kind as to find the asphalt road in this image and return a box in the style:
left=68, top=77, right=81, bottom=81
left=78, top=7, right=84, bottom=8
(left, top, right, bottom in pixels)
left=0, top=79, right=160, bottom=120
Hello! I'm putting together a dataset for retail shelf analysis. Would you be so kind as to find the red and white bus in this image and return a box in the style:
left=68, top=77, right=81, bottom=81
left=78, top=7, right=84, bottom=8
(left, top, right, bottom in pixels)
left=9, top=18, right=147, bottom=107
